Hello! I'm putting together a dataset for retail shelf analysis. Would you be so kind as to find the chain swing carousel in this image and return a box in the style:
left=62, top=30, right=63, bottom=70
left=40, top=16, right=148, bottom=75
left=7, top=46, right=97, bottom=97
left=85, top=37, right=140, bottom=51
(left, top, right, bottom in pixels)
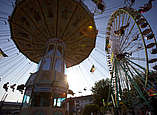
left=9, top=0, right=97, bottom=114
left=105, top=7, right=157, bottom=110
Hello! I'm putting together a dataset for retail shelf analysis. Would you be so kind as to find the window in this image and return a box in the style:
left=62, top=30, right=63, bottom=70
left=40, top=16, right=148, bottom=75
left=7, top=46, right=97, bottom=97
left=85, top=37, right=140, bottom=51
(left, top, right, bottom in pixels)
left=58, top=46, right=63, bottom=55
left=42, top=57, right=51, bottom=70
left=47, top=45, right=54, bottom=55
left=54, top=98, right=65, bottom=107
left=64, top=64, right=67, bottom=75
left=55, top=58, right=62, bottom=72
left=22, top=95, right=31, bottom=108
left=56, top=49, right=61, bottom=57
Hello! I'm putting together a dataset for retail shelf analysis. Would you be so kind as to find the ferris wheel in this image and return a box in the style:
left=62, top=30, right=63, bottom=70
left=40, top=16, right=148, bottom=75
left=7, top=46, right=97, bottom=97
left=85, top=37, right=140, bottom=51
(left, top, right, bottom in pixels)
left=105, top=7, right=157, bottom=108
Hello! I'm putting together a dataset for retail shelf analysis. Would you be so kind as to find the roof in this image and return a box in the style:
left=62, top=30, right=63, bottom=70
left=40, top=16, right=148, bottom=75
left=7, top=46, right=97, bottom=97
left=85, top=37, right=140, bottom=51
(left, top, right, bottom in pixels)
left=63, top=95, right=93, bottom=103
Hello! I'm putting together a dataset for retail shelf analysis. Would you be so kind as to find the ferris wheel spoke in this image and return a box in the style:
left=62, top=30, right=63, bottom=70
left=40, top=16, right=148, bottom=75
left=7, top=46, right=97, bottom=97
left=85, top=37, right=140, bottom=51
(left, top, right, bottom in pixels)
left=116, top=62, right=123, bottom=96
left=125, top=62, right=138, bottom=78
left=129, top=66, right=153, bottom=86
left=117, top=62, right=128, bottom=93
left=121, top=30, right=139, bottom=51
left=121, top=15, right=131, bottom=41
left=124, top=63, right=147, bottom=92
left=121, top=14, right=125, bottom=26
left=119, top=62, right=148, bottom=103
left=126, top=59, right=146, bottom=71
left=125, top=60, right=147, bottom=84
left=117, top=14, right=121, bottom=31
left=113, top=18, right=116, bottom=32
left=115, top=15, right=118, bottom=31
left=126, top=61, right=154, bottom=89
left=120, top=64, right=130, bottom=91
left=120, top=24, right=136, bottom=51
left=129, top=63, right=155, bottom=89
left=125, top=16, right=131, bottom=33
left=127, top=57, right=146, bottom=62
left=119, top=15, right=129, bottom=43
left=123, top=63, right=137, bottom=84
left=122, top=37, right=144, bottom=53
left=128, top=46, right=144, bottom=54
left=124, top=42, right=138, bottom=53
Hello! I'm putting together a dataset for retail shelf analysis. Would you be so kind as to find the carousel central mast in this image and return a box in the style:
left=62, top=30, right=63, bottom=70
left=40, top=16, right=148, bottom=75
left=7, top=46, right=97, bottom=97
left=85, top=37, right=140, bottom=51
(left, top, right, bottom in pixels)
left=31, top=39, right=68, bottom=107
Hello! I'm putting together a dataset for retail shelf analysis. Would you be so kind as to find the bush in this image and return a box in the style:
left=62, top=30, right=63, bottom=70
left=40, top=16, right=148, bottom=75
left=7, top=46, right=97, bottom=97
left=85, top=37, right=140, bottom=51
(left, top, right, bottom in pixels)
left=82, top=104, right=99, bottom=115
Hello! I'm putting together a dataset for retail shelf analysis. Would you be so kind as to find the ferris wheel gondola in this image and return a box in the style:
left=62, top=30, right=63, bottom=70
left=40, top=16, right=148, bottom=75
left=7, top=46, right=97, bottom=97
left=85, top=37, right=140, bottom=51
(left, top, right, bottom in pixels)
left=105, top=7, right=157, bottom=108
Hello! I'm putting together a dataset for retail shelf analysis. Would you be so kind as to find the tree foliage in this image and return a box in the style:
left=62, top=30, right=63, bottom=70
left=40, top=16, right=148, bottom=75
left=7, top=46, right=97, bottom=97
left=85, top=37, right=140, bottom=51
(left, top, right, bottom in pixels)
left=91, top=78, right=111, bottom=107
left=82, top=104, right=99, bottom=115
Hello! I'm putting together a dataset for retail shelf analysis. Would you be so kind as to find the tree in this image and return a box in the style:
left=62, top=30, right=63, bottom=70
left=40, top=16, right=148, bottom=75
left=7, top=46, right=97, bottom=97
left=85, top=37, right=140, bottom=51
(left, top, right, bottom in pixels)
left=82, top=104, right=99, bottom=115
left=91, top=78, right=111, bottom=107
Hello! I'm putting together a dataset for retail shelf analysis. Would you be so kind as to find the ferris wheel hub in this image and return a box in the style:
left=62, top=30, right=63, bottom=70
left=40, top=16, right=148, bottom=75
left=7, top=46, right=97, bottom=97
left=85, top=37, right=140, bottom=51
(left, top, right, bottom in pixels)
left=116, top=52, right=132, bottom=61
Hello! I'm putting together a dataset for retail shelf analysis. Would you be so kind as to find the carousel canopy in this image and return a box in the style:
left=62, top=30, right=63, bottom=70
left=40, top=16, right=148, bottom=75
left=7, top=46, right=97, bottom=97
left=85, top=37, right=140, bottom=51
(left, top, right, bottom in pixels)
left=10, top=0, right=97, bottom=68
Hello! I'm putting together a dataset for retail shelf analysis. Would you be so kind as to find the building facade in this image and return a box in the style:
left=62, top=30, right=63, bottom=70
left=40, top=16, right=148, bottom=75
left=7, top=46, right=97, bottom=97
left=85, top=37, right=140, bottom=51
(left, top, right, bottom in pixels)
left=0, top=101, right=21, bottom=115
left=62, top=95, right=94, bottom=115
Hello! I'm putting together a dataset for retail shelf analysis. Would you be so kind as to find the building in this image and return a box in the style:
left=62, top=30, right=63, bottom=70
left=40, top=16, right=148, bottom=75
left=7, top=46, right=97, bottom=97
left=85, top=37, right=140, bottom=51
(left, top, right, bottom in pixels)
left=0, top=101, right=21, bottom=115
left=62, top=95, right=94, bottom=115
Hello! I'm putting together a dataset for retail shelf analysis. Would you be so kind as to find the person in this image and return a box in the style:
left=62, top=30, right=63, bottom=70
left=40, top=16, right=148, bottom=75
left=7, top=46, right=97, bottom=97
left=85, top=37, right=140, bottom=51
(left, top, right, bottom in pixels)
left=124, top=0, right=135, bottom=7
left=138, top=0, right=155, bottom=13
left=114, top=23, right=130, bottom=36
left=3, top=82, right=9, bottom=92
left=132, top=34, right=139, bottom=41
left=90, top=65, right=95, bottom=72
left=17, top=84, right=25, bottom=94
left=130, top=0, right=135, bottom=7
left=10, top=84, right=16, bottom=92
left=123, top=52, right=132, bottom=57
left=92, top=0, right=105, bottom=13
left=68, top=89, right=75, bottom=96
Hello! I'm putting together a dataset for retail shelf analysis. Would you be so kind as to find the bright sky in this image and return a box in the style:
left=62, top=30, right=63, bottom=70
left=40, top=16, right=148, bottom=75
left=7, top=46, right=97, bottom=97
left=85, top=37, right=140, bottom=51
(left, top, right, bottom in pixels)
left=0, top=0, right=157, bottom=102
